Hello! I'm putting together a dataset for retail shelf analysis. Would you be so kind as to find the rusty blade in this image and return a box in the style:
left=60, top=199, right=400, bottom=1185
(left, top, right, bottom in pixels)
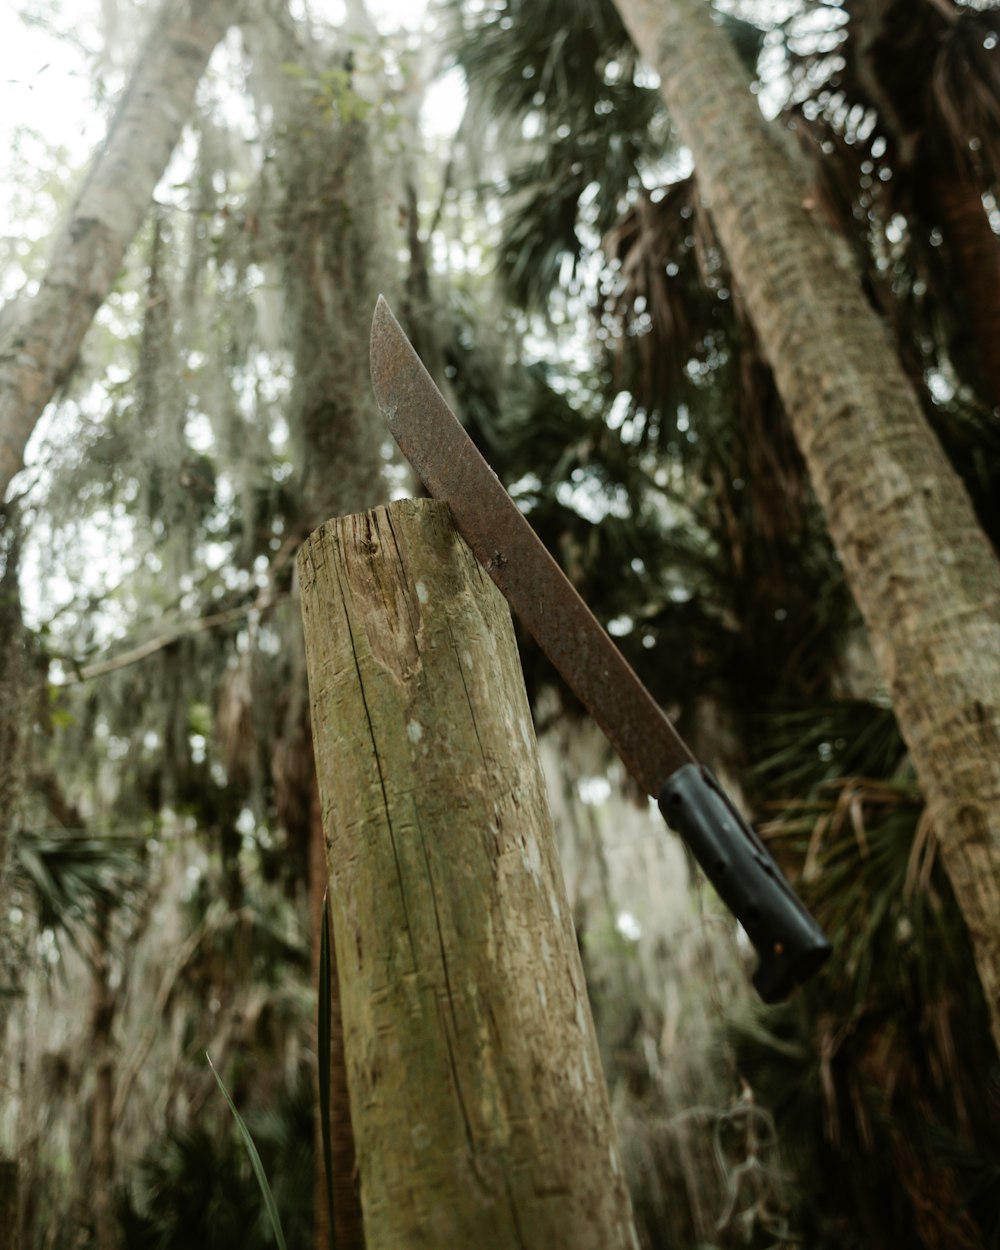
left=370, top=296, right=694, bottom=796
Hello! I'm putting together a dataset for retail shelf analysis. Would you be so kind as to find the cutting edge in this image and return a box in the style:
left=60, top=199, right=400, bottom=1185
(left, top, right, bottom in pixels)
left=370, top=295, right=694, bottom=796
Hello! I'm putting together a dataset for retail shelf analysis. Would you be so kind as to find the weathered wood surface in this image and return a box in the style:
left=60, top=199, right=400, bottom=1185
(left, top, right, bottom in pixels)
left=298, top=498, right=638, bottom=1250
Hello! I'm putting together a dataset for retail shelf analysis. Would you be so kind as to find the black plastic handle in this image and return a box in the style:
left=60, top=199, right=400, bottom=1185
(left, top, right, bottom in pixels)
left=659, top=763, right=830, bottom=1002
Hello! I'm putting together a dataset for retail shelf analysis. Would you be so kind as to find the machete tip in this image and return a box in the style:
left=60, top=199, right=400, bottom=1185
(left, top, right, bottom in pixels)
left=371, top=293, right=391, bottom=346
left=370, top=295, right=394, bottom=410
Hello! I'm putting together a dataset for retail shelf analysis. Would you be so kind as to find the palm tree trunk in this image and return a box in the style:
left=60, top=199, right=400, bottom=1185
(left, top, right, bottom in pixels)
left=611, top=0, right=1000, bottom=1049
left=0, top=0, right=239, bottom=501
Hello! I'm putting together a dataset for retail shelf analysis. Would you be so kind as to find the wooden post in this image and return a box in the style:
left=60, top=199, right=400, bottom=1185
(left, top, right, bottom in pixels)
left=298, top=499, right=638, bottom=1250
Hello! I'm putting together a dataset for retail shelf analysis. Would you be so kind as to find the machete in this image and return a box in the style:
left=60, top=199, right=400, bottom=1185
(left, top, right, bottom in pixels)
left=370, top=295, right=829, bottom=1001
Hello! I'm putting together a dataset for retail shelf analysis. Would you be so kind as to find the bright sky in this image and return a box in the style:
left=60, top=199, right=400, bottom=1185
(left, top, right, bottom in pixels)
left=0, top=1, right=462, bottom=160
left=0, top=5, right=105, bottom=151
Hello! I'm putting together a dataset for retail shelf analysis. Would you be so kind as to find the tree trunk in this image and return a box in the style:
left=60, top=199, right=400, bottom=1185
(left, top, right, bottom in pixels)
left=611, top=0, right=1000, bottom=1048
left=0, top=0, right=238, bottom=501
left=0, top=1160, right=18, bottom=1250
left=239, top=0, right=392, bottom=531
left=89, top=904, right=120, bottom=1250
left=298, top=498, right=639, bottom=1250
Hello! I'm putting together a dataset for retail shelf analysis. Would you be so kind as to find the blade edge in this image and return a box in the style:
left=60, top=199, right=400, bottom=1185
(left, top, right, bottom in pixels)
left=370, top=296, right=694, bottom=796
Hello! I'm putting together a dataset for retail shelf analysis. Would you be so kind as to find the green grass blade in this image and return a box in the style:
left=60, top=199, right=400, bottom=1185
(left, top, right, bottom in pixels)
left=319, top=890, right=336, bottom=1250
left=207, top=1053, right=288, bottom=1250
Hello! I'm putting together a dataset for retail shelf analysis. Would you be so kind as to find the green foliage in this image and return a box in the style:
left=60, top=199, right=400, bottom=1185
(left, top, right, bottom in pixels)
left=119, top=1078, right=313, bottom=1249
left=441, top=288, right=848, bottom=718
left=732, top=695, right=1000, bottom=1248
left=753, top=691, right=991, bottom=1030
left=209, top=1055, right=288, bottom=1250
left=281, top=58, right=375, bottom=125
left=441, top=306, right=733, bottom=710
left=15, top=829, right=145, bottom=963
left=753, top=700, right=903, bottom=796
left=444, top=0, right=852, bottom=724
left=775, top=783, right=946, bottom=1002
left=447, top=0, right=664, bottom=308
left=119, top=1127, right=267, bottom=1250
left=178, top=881, right=309, bottom=991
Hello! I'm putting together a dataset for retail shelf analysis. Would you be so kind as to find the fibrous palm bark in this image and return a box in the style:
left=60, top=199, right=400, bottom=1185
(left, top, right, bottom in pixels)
left=0, top=0, right=240, bottom=501
left=611, top=0, right=1000, bottom=1049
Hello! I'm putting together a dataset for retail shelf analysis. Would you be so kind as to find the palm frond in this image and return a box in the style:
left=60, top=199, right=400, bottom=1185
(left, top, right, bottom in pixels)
left=601, top=178, right=714, bottom=437
left=932, top=8, right=1000, bottom=184
left=445, top=0, right=642, bottom=126
left=752, top=700, right=904, bottom=796
left=767, top=782, right=932, bottom=997
left=747, top=686, right=997, bottom=1173
left=733, top=764, right=1000, bottom=1249
left=444, top=0, right=846, bottom=662
left=16, top=829, right=145, bottom=961
left=443, top=0, right=666, bottom=310
left=119, top=1077, right=315, bottom=1248
left=773, top=0, right=1000, bottom=442
left=441, top=310, right=735, bottom=707
left=209, top=1055, right=288, bottom=1250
